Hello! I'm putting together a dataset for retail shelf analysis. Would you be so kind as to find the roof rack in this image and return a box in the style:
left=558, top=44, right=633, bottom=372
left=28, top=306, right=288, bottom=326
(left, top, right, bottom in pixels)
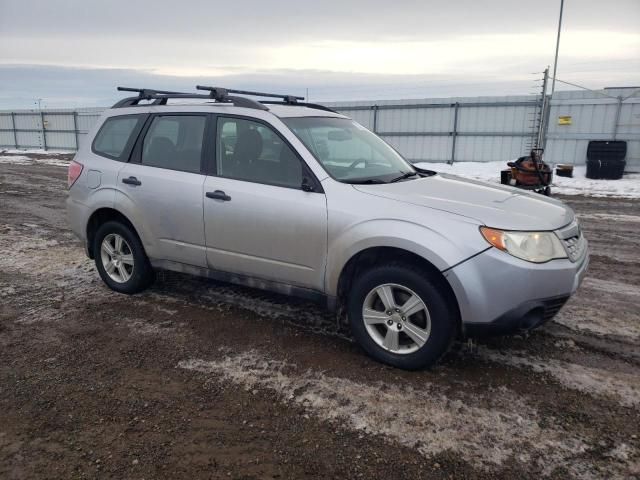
left=113, top=86, right=268, bottom=110
left=112, top=86, right=337, bottom=114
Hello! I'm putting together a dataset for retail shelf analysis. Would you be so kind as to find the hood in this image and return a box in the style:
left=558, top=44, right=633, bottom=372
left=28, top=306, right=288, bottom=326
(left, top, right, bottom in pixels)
left=353, top=173, right=574, bottom=231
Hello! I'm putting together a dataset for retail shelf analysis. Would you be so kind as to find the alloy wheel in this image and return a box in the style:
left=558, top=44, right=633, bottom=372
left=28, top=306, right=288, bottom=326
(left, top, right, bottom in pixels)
left=362, top=283, right=431, bottom=354
left=100, top=233, right=134, bottom=283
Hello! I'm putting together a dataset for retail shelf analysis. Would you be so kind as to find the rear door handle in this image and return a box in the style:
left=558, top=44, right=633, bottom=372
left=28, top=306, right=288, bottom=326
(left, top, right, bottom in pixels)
left=122, top=176, right=141, bottom=186
left=206, top=190, right=231, bottom=201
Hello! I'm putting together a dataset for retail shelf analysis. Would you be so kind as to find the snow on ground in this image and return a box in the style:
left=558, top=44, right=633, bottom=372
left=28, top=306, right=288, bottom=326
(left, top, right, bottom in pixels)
left=0, top=155, right=70, bottom=167
left=478, top=347, right=640, bottom=408
left=1, top=148, right=71, bottom=155
left=178, top=350, right=595, bottom=475
left=415, top=161, right=640, bottom=199
left=1, top=152, right=638, bottom=198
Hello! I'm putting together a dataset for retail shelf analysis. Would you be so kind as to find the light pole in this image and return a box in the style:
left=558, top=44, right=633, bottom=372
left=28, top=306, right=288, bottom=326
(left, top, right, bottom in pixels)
left=551, top=0, right=565, bottom=95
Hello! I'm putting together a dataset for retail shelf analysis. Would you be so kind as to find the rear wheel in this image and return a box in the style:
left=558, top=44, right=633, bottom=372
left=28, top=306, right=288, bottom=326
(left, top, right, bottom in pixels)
left=94, top=221, right=154, bottom=294
left=347, top=263, right=456, bottom=369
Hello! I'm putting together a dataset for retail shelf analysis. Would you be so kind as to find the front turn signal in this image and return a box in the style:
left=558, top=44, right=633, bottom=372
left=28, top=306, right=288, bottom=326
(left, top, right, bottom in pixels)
left=480, top=227, right=507, bottom=251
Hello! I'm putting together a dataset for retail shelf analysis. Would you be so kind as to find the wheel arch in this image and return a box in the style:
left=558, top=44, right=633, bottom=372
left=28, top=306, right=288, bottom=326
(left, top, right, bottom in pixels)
left=86, top=208, right=143, bottom=259
left=335, top=246, right=462, bottom=333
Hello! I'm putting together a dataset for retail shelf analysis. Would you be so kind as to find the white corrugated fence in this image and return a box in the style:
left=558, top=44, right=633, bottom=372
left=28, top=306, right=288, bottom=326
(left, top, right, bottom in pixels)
left=1, top=88, right=638, bottom=170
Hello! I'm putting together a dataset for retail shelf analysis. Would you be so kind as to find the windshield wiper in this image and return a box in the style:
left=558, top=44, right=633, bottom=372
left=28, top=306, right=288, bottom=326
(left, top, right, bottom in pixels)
left=343, top=178, right=387, bottom=184
left=389, top=171, right=419, bottom=183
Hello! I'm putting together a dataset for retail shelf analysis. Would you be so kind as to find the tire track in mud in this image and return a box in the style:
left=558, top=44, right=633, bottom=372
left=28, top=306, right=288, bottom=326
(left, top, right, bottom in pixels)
left=2, top=165, right=640, bottom=479
left=178, top=350, right=636, bottom=479
left=552, top=276, right=640, bottom=340
left=476, top=346, right=640, bottom=408
left=0, top=222, right=345, bottom=340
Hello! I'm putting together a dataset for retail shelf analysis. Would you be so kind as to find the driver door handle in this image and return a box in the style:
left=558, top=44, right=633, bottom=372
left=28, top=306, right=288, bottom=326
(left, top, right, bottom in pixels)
left=206, top=190, right=231, bottom=201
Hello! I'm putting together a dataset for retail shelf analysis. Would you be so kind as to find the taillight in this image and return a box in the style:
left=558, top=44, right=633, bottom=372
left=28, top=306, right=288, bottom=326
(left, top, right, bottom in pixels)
left=68, top=160, right=84, bottom=188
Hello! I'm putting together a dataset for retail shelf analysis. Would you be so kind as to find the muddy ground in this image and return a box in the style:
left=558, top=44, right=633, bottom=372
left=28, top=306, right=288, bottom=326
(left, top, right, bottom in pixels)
left=1, top=154, right=639, bottom=479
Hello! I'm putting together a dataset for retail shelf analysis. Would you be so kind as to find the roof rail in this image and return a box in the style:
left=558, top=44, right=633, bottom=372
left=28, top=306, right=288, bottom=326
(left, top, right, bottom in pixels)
left=259, top=100, right=338, bottom=114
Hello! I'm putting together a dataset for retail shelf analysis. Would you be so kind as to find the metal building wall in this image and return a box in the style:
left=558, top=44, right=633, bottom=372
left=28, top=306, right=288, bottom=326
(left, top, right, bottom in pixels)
left=0, top=107, right=104, bottom=151
left=1, top=89, right=638, bottom=171
left=544, top=88, right=640, bottom=171
left=326, top=95, right=541, bottom=163
left=327, top=89, right=639, bottom=169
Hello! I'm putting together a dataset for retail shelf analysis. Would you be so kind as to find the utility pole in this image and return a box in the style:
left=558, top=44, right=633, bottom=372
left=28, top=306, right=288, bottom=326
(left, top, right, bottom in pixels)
left=539, top=67, right=550, bottom=149
left=551, top=0, right=564, bottom=95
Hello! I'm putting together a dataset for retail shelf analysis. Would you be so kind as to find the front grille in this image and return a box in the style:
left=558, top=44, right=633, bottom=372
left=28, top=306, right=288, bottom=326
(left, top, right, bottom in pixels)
left=543, top=296, right=570, bottom=320
left=562, top=234, right=586, bottom=262
left=557, top=221, right=587, bottom=263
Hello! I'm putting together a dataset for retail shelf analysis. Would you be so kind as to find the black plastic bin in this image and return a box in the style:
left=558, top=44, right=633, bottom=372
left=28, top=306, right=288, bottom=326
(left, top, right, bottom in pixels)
left=586, top=140, right=627, bottom=179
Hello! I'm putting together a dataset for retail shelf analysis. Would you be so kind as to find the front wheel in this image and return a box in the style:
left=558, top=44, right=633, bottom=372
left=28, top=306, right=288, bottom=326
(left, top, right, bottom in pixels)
left=347, top=263, right=457, bottom=370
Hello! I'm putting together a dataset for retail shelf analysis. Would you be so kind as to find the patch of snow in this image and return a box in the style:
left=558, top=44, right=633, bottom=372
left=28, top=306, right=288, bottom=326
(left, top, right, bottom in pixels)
left=0, top=155, right=70, bottom=167
left=124, top=318, right=176, bottom=335
left=0, top=155, right=31, bottom=165
left=583, top=278, right=640, bottom=298
left=178, top=350, right=615, bottom=477
left=577, top=213, right=640, bottom=223
left=414, top=161, right=640, bottom=199
left=1, top=149, right=71, bottom=155
left=480, top=348, right=640, bottom=408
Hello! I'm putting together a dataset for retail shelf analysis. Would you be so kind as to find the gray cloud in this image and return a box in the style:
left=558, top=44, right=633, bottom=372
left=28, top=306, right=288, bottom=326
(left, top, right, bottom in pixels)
left=1, top=0, right=638, bottom=108
left=2, top=0, right=639, bottom=41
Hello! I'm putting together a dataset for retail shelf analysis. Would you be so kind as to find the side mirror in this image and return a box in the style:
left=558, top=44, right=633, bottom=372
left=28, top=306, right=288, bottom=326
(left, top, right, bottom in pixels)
left=301, top=177, right=315, bottom=192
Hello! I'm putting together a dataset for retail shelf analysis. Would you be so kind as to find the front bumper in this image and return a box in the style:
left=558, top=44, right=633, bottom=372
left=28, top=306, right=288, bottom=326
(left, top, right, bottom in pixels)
left=463, top=294, right=570, bottom=336
left=444, top=242, right=589, bottom=336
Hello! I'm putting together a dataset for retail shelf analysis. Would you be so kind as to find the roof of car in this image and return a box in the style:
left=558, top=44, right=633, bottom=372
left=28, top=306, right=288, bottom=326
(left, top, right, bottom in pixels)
left=266, top=104, right=346, bottom=119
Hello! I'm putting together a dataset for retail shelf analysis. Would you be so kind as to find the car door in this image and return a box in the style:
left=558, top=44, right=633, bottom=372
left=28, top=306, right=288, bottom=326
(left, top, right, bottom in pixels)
left=116, top=113, right=210, bottom=267
left=203, top=115, right=328, bottom=291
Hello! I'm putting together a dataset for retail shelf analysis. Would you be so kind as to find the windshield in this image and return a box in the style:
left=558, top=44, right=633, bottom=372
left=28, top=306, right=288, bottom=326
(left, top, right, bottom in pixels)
left=282, top=117, right=416, bottom=183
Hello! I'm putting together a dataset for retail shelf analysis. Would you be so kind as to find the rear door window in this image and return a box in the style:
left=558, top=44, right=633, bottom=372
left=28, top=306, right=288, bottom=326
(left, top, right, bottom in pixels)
left=141, top=115, right=206, bottom=173
left=92, top=115, right=144, bottom=160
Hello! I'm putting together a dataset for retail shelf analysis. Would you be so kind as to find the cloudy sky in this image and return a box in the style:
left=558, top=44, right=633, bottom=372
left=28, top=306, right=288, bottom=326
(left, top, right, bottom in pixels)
left=1, top=0, right=638, bottom=108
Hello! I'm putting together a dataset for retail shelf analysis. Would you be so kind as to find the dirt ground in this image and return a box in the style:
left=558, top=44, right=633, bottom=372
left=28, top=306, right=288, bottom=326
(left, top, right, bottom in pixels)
left=1, top=154, right=639, bottom=479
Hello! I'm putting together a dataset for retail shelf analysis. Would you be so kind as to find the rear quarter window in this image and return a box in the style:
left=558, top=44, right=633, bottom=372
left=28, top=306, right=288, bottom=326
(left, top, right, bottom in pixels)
left=92, top=114, right=145, bottom=161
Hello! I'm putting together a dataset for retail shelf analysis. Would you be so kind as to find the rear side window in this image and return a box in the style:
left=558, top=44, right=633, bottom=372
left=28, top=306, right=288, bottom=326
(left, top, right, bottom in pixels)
left=93, top=115, right=143, bottom=160
left=141, top=115, right=206, bottom=173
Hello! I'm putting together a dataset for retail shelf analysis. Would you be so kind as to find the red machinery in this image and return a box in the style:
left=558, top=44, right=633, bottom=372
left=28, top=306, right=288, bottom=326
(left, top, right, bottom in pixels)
left=501, top=148, right=552, bottom=196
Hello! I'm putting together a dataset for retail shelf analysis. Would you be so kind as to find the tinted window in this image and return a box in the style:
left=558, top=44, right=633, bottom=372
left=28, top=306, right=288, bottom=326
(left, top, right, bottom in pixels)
left=141, top=115, right=206, bottom=173
left=93, top=115, right=142, bottom=160
left=217, top=117, right=302, bottom=188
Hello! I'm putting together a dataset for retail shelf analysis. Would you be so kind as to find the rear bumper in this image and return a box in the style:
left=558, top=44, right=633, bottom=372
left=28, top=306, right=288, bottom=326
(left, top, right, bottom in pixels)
left=444, top=243, right=589, bottom=335
left=66, top=196, right=91, bottom=256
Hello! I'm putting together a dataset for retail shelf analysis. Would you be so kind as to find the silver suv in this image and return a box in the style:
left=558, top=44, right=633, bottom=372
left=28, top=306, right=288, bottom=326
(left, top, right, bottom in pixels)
left=67, top=86, right=589, bottom=369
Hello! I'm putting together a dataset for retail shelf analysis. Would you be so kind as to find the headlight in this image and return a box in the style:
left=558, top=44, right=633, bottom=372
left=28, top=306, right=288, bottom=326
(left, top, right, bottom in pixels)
left=480, top=227, right=567, bottom=263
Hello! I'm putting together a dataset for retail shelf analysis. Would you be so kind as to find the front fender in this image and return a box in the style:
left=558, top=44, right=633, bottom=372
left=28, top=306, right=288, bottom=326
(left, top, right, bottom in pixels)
left=325, top=219, right=483, bottom=295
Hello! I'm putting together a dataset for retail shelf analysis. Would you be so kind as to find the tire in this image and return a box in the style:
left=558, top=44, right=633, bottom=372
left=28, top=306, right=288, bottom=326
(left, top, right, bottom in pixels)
left=347, top=263, right=457, bottom=370
left=93, top=220, right=155, bottom=294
